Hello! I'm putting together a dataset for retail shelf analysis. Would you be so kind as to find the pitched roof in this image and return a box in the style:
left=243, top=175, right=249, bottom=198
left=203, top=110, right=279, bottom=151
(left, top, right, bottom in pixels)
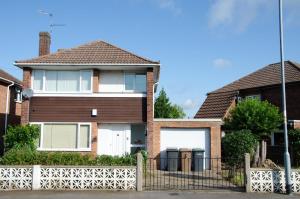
left=15, top=40, right=159, bottom=65
left=195, top=61, right=300, bottom=119
left=0, top=68, right=22, bottom=85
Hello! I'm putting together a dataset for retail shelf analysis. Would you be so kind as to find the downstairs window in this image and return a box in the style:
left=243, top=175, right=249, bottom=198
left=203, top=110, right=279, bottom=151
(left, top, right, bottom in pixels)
left=32, top=123, right=91, bottom=151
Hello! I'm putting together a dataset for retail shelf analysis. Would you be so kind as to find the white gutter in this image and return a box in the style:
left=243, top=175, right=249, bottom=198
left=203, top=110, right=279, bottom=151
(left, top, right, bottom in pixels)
left=0, top=77, right=15, bottom=133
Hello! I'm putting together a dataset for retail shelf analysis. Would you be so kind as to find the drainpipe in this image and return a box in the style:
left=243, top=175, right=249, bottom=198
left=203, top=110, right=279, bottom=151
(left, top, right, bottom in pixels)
left=0, top=77, right=14, bottom=133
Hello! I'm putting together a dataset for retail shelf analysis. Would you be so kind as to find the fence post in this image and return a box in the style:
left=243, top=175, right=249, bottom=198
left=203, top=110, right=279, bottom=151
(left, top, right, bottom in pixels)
left=136, top=152, right=143, bottom=191
left=244, top=153, right=251, bottom=192
left=32, top=165, right=41, bottom=190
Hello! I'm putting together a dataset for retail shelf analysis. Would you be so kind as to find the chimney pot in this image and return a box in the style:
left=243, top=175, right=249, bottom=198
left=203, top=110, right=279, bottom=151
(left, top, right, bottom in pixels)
left=39, top=32, right=51, bottom=56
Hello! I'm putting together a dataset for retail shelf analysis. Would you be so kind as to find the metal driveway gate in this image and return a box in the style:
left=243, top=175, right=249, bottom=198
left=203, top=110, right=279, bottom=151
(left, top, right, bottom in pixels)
left=143, top=157, right=245, bottom=191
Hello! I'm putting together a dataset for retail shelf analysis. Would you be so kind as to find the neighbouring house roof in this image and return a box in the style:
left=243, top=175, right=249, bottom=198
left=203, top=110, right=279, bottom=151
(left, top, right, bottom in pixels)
left=15, top=40, right=160, bottom=65
left=195, top=61, right=300, bottom=119
left=0, top=68, right=22, bottom=85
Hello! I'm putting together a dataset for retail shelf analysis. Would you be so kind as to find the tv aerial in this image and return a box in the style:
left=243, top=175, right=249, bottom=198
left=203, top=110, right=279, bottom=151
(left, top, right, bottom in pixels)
left=38, top=9, right=66, bottom=33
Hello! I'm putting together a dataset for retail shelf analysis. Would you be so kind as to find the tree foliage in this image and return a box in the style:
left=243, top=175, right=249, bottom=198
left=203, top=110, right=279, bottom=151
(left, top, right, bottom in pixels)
left=289, top=129, right=300, bottom=166
left=154, top=88, right=186, bottom=118
left=4, top=125, right=40, bottom=151
left=224, top=99, right=283, bottom=139
left=222, top=130, right=258, bottom=166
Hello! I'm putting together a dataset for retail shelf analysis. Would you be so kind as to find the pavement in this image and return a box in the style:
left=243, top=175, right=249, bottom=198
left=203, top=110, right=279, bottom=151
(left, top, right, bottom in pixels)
left=0, top=191, right=299, bottom=199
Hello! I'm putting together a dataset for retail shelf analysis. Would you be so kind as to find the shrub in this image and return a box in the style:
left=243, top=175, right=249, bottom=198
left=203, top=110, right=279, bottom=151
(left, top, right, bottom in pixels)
left=0, top=147, right=136, bottom=166
left=4, top=125, right=40, bottom=151
left=222, top=130, right=258, bottom=167
left=289, top=129, right=300, bottom=166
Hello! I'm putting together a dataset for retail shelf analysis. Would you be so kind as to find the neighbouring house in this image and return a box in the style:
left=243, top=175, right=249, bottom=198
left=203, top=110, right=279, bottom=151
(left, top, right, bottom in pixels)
left=0, top=69, right=22, bottom=154
left=195, top=61, right=300, bottom=164
left=14, top=32, right=222, bottom=168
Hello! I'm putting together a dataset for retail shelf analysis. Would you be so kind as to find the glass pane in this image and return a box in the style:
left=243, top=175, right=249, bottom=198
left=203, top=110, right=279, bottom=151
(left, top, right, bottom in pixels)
left=125, top=74, right=135, bottom=90
left=81, top=71, right=91, bottom=91
left=79, top=125, right=90, bottom=148
left=33, top=70, right=43, bottom=90
left=45, top=71, right=57, bottom=91
left=43, top=124, right=77, bottom=149
left=131, top=124, right=146, bottom=145
left=57, top=71, right=80, bottom=92
left=135, top=74, right=146, bottom=92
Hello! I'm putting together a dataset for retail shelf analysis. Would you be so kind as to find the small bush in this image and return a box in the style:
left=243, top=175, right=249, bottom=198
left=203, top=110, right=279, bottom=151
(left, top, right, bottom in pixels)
left=222, top=130, right=257, bottom=167
left=0, top=147, right=136, bottom=166
left=4, top=125, right=40, bottom=151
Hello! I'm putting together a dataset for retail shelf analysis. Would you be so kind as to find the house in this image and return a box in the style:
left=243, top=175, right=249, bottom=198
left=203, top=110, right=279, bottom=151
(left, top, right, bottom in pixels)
left=195, top=61, right=300, bottom=163
left=0, top=69, right=22, bottom=154
left=14, top=32, right=222, bottom=167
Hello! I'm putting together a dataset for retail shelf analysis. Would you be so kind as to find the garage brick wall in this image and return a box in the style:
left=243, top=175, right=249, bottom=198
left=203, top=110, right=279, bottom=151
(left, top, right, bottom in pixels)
left=149, top=120, right=222, bottom=160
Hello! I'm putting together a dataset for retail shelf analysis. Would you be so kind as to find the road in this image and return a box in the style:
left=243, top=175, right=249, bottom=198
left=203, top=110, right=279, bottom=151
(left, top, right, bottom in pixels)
left=0, top=191, right=298, bottom=199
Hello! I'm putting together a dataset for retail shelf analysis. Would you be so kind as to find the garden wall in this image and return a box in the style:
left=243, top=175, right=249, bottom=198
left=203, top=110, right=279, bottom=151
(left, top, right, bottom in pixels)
left=0, top=165, right=136, bottom=191
left=245, top=153, right=300, bottom=193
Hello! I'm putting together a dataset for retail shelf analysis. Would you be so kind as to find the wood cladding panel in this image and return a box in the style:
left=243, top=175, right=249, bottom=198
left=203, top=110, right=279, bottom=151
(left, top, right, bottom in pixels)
left=29, top=97, right=147, bottom=123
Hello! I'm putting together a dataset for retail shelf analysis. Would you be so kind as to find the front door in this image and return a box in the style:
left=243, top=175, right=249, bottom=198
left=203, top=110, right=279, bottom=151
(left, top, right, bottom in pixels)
left=98, top=124, right=130, bottom=156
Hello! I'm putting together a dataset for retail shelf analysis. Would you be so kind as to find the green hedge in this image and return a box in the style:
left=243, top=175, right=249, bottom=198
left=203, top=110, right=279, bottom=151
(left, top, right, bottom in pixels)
left=0, top=146, right=136, bottom=166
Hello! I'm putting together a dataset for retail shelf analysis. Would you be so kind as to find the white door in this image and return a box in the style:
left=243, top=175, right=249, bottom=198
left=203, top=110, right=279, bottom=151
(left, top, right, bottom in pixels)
left=160, top=128, right=210, bottom=169
left=98, top=124, right=130, bottom=156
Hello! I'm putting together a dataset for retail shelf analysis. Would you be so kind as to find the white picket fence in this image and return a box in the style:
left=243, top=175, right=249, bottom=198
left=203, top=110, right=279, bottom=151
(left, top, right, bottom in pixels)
left=0, top=166, right=136, bottom=191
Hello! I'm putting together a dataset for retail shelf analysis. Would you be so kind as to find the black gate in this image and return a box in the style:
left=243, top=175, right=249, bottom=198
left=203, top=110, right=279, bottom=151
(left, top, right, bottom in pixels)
left=143, top=157, right=245, bottom=191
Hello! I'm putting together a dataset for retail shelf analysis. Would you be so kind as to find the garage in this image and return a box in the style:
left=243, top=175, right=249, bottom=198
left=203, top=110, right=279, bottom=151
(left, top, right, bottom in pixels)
left=160, top=128, right=211, bottom=169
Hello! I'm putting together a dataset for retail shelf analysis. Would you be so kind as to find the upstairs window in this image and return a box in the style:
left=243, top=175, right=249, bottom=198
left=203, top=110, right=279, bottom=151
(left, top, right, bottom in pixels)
left=124, top=73, right=146, bottom=92
left=32, top=70, right=92, bottom=93
left=245, top=94, right=261, bottom=100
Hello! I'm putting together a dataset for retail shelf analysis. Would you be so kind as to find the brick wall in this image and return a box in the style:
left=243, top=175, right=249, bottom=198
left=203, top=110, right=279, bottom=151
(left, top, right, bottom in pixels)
left=239, top=82, right=300, bottom=120
left=91, top=122, right=98, bottom=156
left=150, top=120, right=222, bottom=158
left=93, top=69, right=99, bottom=93
left=150, top=120, right=222, bottom=169
left=146, top=68, right=154, bottom=156
left=21, top=67, right=31, bottom=124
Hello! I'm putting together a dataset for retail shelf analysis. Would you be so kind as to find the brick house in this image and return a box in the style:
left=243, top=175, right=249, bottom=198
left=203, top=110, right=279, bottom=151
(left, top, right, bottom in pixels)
left=195, top=61, right=300, bottom=163
left=14, top=32, right=222, bottom=168
left=0, top=69, right=22, bottom=154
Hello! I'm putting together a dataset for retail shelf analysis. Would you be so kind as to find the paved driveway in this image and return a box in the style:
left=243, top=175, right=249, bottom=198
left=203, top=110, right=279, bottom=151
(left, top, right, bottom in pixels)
left=0, top=191, right=298, bottom=199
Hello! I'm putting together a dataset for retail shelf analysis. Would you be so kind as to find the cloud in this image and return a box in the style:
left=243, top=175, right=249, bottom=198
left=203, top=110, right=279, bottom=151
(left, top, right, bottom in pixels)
left=213, top=58, right=232, bottom=69
left=155, top=0, right=182, bottom=15
left=182, top=99, right=197, bottom=110
left=208, top=0, right=300, bottom=32
left=208, top=0, right=270, bottom=32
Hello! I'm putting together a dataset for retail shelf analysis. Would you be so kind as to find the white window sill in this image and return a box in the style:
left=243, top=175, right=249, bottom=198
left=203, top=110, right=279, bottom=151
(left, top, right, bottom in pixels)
left=37, top=148, right=92, bottom=152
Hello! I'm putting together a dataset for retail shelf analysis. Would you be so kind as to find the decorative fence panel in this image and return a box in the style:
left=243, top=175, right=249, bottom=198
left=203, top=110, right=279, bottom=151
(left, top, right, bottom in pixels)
left=0, top=167, right=33, bottom=190
left=249, top=169, right=300, bottom=193
left=0, top=166, right=136, bottom=191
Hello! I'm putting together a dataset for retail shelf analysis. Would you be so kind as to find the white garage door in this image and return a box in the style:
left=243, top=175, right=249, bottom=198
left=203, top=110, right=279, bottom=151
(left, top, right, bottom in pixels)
left=160, top=128, right=210, bottom=169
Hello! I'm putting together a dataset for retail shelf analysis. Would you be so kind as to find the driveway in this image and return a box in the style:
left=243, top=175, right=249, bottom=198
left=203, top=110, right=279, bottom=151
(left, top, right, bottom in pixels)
left=0, top=191, right=298, bottom=199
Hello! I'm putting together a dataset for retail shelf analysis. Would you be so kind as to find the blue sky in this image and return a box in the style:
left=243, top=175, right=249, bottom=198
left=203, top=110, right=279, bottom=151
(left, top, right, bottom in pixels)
left=0, top=0, right=300, bottom=117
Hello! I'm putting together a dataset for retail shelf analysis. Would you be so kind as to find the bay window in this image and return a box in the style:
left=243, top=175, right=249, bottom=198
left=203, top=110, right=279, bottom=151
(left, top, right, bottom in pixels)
left=32, top=123, right=91, bottom=151
left=124, top=73, right=146, bottom=92
left=32, top=70, right=92, bottom=93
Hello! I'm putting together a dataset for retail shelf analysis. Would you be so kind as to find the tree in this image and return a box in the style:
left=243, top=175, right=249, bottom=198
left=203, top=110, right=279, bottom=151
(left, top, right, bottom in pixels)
left=154, top=88, right=186, bottom=118
left=224, top=99, right=283, bottom=166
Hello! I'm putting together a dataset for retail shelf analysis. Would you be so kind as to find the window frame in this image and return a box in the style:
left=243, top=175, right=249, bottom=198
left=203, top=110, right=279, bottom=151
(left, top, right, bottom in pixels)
left=123, top=72, right=147, bottom=93
left=245, top=94, right=261, bottom=100
left=31, top=70, right=93, bottom=93
left=30, top=122, right=92, bottom=151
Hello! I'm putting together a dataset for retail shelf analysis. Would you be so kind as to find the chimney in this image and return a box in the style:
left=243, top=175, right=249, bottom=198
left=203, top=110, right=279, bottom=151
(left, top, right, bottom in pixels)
left=39, top=32, right=51, bottom=56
